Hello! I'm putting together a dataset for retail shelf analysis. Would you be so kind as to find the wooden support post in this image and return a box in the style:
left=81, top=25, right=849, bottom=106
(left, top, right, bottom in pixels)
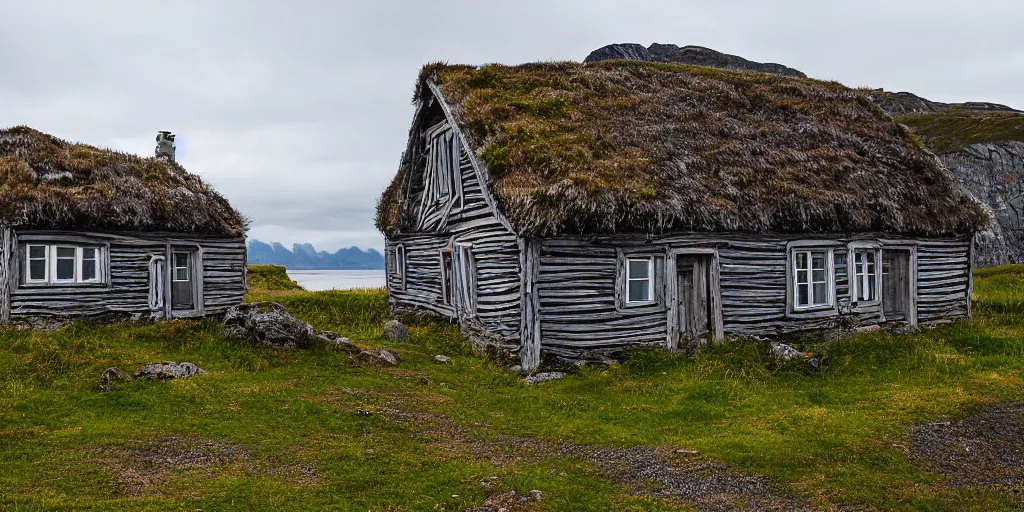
left=519, top=239, right=541, bottom=373
left=0, top=226, right=11, bottom=325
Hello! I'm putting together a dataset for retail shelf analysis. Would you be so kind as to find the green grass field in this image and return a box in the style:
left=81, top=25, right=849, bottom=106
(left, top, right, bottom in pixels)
left=1, top=266, right=1022, bottom=511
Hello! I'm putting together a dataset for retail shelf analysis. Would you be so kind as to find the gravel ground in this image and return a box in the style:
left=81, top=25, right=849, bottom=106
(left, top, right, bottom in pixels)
left=910, top=401, right=1024, bottom=488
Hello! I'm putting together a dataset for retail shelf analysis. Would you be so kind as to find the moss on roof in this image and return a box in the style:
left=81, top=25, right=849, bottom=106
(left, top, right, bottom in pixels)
left=0, top=126, right=244, bottom=237
left=379, top=61, right=989, bottom=237
left=897, top=109, right=1024, bottom=154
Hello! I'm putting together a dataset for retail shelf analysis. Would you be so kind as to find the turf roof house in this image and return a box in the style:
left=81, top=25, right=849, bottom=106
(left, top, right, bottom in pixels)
left=377, top=61, right=989, bottom=372
left=0, top=127, right=247, bottom=325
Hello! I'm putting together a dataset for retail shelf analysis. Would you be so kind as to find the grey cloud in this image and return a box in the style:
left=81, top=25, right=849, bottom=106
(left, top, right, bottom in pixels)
left=2, top=0, right=1021, bottom=252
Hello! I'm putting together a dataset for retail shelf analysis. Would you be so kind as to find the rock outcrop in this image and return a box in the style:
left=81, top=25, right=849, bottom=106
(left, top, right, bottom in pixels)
left=585, top=43, right=806, bottom=78
left=221, top=302, right=399, bottom=366
left=937, top=142, right=1024, bottom=266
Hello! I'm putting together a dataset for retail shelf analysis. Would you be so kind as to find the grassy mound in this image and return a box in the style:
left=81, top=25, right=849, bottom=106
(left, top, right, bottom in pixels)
left=0, top=269, right=1022, bottom=510
left=247, top=265, right=304, bottom=292
left=898, top=109, right=1024, bottom=153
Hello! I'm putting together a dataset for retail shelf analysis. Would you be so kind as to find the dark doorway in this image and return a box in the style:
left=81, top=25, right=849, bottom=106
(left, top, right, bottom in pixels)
left=171, top=251, right=195, bottom=310
left=882, top=250, right=911, bottom=321
left=678, top=255, right=714, bottom=345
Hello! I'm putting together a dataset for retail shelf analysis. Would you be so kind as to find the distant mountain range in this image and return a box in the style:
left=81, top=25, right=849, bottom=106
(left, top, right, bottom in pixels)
left=247, top=240, right=384, bottom=270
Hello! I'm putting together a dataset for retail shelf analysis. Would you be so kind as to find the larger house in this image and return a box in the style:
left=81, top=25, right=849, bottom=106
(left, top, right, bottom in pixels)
left=376, top=61, right=990, bottom=372
left=0, top=127, right=247, bottom=326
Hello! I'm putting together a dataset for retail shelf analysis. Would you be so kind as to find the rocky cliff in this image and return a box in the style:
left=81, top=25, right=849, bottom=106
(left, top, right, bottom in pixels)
left=585, top=43, right=806, bottom=78
left=585, top=43, right=1024, bottom=266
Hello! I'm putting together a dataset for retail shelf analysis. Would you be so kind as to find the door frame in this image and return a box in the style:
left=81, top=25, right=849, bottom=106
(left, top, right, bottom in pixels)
left=666, top=248, right=724, bottom=349
left=164, top=242, right=204, bottom=319
left=879, top=243, right=918, bottom=328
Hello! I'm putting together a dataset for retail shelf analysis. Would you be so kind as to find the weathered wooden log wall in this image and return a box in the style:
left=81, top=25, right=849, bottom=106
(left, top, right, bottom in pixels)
left=4, top=230, right=245, bottom=322
left=386, top=119, right=520, bottom=350
left=535, top=233, right=972, bottom=354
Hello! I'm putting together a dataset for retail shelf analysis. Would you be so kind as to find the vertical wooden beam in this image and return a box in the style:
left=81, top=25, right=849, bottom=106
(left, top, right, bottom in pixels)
left=519, top=238, right=541, bottom=373
left=966, top=235, right=975, bottom=318
left=664, top=249, right=678, bottom=350
left=194, top=247, right=205, bottom=316
left=163, top=242, right=173, bottom=320
left=0, top=226, right=11, bottom=325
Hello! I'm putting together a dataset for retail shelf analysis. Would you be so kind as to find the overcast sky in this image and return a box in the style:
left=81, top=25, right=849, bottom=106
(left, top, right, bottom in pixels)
left=2, top=1, right=1020, bottom=252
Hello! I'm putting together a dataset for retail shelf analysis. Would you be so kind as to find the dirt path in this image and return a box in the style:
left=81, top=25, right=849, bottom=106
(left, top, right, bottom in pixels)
left=381, top=407, right=812, bottom=511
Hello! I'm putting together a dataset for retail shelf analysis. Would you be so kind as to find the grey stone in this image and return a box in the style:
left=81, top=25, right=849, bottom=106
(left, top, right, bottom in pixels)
left=313, top=330, right=361, bottom=355
left=132, top=362, right=205, bottom=380
left=770, top=342, right=802, bottom=362
left=99, top=367, right=132, bottom=392
left=434, top=354, right=452, bottom=364
left=523, top=372, right=565, bottom=384
left=357, top=348, right=399, bottom=367
left=384, top=320, right=409, bottom=342
left=222, top=302, right=315, bottom=349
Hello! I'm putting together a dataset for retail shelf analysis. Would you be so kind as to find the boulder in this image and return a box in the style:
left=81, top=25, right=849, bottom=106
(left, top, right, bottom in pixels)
left=384, top=320, right=409, bottom=342
left=222, top=302, right=315, bottom=349
left=770, top=342, right=802, bottom=362
left=434, top=355, right=452, bottom=364
left=133, top=362, right=206, bottom=380
left=357, top=348, right=399, bottom=367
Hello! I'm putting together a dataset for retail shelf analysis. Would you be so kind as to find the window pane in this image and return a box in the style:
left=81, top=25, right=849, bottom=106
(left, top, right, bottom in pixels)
left=82, top=259, right=97, bottom=281
left=811, top=253, right=825, bottom=270
left=175, top=267, right=189, bottom=281
left=628, top=279, right=650, bottom=302
left=866, top=251, right=875, bottom=264
left=797, top=283, right=809, bottom=306
left=867, top=274, right=876, bottom=300
left=855, top=251, right=863, bottom=266
left=29, top=259, right=46, bottom=280
left=56, top=247, right=76, bottom=259
left=82, top=248, right=96, bottom=260
left=628, top=259, right=650, bottom=279
left=813, top=282, right=828, bottom=304
left=796, top=252, right=807, bottom=270
left=29, top=246, right=46, bottom=259
left=796, top=269, right=808, bottom=285
left=56, top=258, right=75, bottom=280
left=812, top=269, right=825, bottom=283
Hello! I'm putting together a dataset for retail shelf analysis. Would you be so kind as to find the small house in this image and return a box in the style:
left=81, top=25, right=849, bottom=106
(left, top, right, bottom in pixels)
left=0, top=127, right=247, bottom=326
left=376, top=61, right=989, bottom=372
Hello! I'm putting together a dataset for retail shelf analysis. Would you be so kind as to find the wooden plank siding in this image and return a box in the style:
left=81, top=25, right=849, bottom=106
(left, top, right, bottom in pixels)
left=385, top=123, right=521, bottom=349
left=3, top=230, right=245, bottom=322
left=535, top=233, right=972, bottom=353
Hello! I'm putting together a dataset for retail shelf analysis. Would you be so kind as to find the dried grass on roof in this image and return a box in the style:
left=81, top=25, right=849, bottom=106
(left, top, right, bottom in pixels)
left=381, top=61, right=989, bottom=237
left=0, top=126, right=244, bottom=237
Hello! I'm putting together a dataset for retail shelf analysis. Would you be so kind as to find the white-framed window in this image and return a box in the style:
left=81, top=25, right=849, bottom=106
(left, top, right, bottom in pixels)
left=24, top=244, right=104, bottom=285
left=26, top=245, right=49, bottom=283
left=626, top=257, right=654, bottom=304
left=792, top=249, right=833, bottom=309
left=395, top=244, right=406, bottom=280
left=852, top=249, right=880, bottom=303
left=172, top=252, right=190, bottom=282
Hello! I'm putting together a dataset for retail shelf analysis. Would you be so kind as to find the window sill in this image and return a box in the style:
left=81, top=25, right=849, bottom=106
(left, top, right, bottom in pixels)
left=788, top=304, right=838, bottom=317
left=19, top=281, right=108, bottom=289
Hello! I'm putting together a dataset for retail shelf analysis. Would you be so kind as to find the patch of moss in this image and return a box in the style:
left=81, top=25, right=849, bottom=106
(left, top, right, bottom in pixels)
left=247, top=264, right=304, bottom=292
left=898, top=109, right=1024, bottom=153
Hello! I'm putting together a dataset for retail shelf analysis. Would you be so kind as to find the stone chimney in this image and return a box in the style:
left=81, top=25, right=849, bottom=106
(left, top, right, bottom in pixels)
left=155, top=131, right=176, bottom=162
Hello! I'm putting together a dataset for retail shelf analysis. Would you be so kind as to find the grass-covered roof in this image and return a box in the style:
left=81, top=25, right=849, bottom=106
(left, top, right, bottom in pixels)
left=378, top=61, right=988, bottom=238
left=896, top=109, right=1024, bottom=154
left=0, top=126, right=244, bottom=237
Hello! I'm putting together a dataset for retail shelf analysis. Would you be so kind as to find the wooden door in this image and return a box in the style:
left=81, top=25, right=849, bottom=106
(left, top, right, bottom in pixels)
left=171, top=251, right=195, bottom=310
left=882, top=250, right=910, bottom=320
left=678, top=255, right=712, bottom=344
